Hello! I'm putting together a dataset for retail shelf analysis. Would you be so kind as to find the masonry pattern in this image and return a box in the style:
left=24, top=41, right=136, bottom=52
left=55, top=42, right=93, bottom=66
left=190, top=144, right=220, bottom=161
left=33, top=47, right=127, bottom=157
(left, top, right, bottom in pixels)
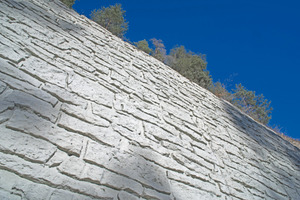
left=0, top=0, right=299, bottom=199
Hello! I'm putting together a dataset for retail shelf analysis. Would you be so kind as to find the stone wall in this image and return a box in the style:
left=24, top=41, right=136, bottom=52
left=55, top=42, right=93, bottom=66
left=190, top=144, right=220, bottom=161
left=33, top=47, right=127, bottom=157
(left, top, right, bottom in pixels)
left=0, top=0, right=299, bottom=199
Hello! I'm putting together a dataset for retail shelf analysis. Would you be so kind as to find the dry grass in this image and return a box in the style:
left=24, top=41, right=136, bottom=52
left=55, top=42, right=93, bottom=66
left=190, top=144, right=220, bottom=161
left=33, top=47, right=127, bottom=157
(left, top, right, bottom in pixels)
left=271, top=126, right=300, bottom=149
left=279, top=134, right=300, bottom=149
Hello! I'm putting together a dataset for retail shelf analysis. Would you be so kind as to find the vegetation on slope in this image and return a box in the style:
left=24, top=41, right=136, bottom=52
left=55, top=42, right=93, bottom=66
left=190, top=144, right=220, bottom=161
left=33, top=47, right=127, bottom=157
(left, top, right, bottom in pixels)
left=91, top=4, right=128, bottom=39
left=61, top=1, right=298, bottom=146
left=136, top=38, right=273, bottom=125
left=60, top=0, right=76, bottom=8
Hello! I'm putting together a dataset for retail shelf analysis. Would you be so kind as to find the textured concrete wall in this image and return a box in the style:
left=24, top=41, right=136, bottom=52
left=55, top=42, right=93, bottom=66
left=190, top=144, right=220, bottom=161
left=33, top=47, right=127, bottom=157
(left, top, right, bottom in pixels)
left=0, top=0, right=299, bottom=199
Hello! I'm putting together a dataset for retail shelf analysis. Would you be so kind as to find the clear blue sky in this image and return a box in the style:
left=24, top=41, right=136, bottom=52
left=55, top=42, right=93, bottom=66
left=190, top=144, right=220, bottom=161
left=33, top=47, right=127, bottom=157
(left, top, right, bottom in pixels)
left=73, top=0, right=300, bottom=140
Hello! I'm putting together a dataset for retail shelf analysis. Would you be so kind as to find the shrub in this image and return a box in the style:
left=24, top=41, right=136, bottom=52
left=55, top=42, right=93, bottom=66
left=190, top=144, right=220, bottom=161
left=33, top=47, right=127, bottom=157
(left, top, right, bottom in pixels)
left=167, top=46, right=212, bottom=89
left=91, top=4, right=128, bottom=38
left=60, top=0, right=75, bottom=8
left=135, top=39, right=152, bottom=54
left=231, top=84, right=272, bottom=125
left=209, top=82, right=232, bottom=101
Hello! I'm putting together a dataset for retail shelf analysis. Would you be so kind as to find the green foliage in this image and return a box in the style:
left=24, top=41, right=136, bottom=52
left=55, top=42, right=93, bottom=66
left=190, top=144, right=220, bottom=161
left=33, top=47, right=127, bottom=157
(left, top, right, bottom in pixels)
left=209, top=81, right=232, bottom=101
left=231, top=84, right=273, bottom=125
left=135, top=39, right=152, bottom=54
left=60, top=0, right=76, bottom=8
left=150, top=38, right=166, bottom=62
left=167, top=46, right=212, bottom=89
left=91, top=4, right=128, bottom=38
left=209, top=82, right=273, bottom=125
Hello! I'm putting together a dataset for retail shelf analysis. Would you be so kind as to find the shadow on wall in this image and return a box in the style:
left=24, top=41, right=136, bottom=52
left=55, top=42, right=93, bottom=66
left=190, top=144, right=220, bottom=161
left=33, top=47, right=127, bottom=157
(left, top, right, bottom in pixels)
left=55, top=139, right=174, bottom=199
left=102, top=148, right=173, bottom=199
left=221, top=100, right=300, bottom=199
left=2, top=0, right=299, bottom=199
left=0, top=80, right=173, bottom=199
left=1, top=1, right=172, bottom=199
left=0, top=82, right=59, bottom=126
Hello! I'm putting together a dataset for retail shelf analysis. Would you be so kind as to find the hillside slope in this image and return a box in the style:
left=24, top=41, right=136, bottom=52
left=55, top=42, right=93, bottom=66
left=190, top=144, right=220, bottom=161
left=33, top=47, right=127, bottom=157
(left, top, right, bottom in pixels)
left=0, top=0, right=299, bottom=199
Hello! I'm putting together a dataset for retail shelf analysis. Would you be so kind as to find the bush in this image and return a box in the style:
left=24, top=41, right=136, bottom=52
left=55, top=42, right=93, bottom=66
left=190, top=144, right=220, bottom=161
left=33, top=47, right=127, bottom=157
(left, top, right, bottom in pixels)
left=167, top=46, right=212, bottom=89
left=150, top=38, right=167, bottom=62
left=231, top=84, right=272, bottom=125
left=91, top=4, right=128, bottom=38
left=60, top=0, right=75, bottom=8
left=135, top=39, right=152, bottom=54
left=209, top=82, right=232, bottom=101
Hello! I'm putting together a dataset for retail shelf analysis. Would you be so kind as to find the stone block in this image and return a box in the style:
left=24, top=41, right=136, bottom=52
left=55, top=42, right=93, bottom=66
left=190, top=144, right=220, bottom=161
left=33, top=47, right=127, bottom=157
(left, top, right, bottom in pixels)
left=117, top=191, right=139, bottom=200
left=169, top=181, right=219, bottom=200
left=61, top=103, right=110, bottom=127
left=19, top=56, right=67, bottom=88
left=67, top=74, right=114, bottom=107
left=0, top=125, right=56, bottom=163
left=58, top=156, right=86, bottom=179
left=58, top=112, right=121, bottom=147
left=0, top=72, right=58, bottom=106
left=3, top=90, right=59, bottom=122
left=6, top=109, right=83, bottom=156
left=46, top=149, right=69, bottom=167
left=84, top=141, right=170, bottom=193
left=42, top=82, right=88, bottom=109
left=0, top=152, right=117, bottom=199
left=0, top=190, right=21, bottom=200
left=167, top=171, right=220, bottom=197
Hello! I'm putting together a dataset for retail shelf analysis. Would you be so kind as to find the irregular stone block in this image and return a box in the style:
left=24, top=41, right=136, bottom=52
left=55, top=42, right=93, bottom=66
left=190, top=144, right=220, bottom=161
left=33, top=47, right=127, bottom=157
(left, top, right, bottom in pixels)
left=6, top=109, right=83, bottom=156
left=0, top=152, right=117, bottom=199
left=0, top=125, right=56, bottom=163
left=3, top=90, right=59, bottom=122
left=19, top=56, right=67, bottom=88
left=67, top=74, right=114, bottom=107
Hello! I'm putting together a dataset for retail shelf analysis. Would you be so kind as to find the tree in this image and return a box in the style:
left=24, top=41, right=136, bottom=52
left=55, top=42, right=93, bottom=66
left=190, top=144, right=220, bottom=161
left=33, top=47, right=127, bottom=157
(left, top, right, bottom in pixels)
left=150, top=38, right=166, bottom=62
left=60, top=0, right=75, bottom=8
left=209, top=81, right=232, bottom=101
left=91, top=4, right=128, bottom=38
left=167, top=46, right=212, bottom=89
left=231, top=84, right=273, bottom=124
left=134, top=39, right=152, bottom=54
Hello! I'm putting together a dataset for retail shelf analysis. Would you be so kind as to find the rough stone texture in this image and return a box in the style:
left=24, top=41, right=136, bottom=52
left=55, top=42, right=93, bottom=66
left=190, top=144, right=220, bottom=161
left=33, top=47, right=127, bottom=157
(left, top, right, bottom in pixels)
left=0, top=0, right=299, bottom=199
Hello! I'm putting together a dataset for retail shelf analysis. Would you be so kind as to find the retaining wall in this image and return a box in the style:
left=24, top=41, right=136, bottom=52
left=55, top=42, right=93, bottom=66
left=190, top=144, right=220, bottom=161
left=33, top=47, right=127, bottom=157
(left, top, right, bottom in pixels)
left=0, top=0, right=299, bottom=199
